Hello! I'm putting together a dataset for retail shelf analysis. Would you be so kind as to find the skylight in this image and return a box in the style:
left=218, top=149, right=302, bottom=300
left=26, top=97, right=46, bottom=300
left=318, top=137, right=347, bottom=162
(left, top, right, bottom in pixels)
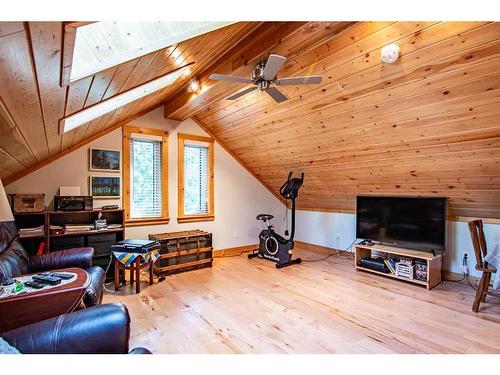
left=61, top=64, right=191, bottom=133
left=70, top=21, right=234, bottom=83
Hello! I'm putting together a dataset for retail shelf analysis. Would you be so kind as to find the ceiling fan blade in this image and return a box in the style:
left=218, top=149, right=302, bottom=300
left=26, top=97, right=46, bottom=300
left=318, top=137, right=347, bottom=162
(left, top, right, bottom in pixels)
left=266, top=87, right=288, bottom=103
left=276, top=75, right=323, bottom=85
left=225, top=86, right=257, bottom=100
left=263, top=54, right=287, bottom=80
left=209, top=73, right=253, bottom=84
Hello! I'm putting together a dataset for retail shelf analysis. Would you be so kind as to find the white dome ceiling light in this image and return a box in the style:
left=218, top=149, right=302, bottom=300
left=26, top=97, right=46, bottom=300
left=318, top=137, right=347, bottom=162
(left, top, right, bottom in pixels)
left=381, top=43, right=401, bottom=64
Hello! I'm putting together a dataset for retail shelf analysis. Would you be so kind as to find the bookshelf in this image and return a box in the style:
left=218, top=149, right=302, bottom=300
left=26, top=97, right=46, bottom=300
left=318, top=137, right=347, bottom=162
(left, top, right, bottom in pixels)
left=354, top=243, right=443, bottom=290
left=14, top=209, right=124, bottom=280
left=14, top=212, right=47, bottom=254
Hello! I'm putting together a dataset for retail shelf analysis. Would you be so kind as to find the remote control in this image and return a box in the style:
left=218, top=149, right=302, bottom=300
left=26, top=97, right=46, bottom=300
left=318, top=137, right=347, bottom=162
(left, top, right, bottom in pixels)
left=33, top=274, right=62, bottom=285
left=24, top=280, right=45, bottom=289
left=1, top=277, right=14, bottom=286
left=51, top=272, right=74, bottom=280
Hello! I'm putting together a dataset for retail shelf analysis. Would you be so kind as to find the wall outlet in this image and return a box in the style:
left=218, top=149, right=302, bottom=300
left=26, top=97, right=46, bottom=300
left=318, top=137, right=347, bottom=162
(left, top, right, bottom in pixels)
left=460, top=253, right=469, bottom=274
left=233, top=230, right=239, bottom=240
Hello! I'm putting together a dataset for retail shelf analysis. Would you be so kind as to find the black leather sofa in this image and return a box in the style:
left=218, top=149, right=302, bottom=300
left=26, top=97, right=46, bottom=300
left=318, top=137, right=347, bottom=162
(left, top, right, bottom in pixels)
left=0, top=221, right=105, bottom=307
left=2, top=303, right=151, bottom=354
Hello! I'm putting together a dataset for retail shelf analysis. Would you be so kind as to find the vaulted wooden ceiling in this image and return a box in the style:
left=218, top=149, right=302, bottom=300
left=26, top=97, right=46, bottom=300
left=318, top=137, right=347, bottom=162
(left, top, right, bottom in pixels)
left=1, top=21, right=499, bottom=219
left=165, top=21, right=500, bottom=219
left=0, top=21, right=260, bottom=181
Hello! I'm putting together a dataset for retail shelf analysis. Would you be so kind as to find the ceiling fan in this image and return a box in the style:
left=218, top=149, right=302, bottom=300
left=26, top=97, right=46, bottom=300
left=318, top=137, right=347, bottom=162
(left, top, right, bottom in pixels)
left=208, top=54, right=322, bottom=103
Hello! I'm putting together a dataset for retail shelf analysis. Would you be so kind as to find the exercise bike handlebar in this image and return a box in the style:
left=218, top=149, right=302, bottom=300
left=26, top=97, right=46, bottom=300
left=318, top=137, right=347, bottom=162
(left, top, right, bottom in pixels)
left=279, top=172, right=304, bottom=197
left=279, top=172, right=293, bottom=195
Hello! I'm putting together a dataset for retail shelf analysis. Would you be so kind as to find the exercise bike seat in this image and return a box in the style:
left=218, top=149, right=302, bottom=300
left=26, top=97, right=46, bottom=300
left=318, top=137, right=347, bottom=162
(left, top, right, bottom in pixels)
left=256, top=214, right=274, bottom=221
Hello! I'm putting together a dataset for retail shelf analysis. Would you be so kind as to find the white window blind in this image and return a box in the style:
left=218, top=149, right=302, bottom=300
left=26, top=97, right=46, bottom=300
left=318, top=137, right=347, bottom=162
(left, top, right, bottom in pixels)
left=184, top=143, right=209, bottom=215
left=130, top=134, right=163, bottom=218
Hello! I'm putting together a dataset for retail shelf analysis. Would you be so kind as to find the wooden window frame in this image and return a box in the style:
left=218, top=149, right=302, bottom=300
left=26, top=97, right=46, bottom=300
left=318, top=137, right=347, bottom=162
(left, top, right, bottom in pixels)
left=177, top=133, right=214, bottom=223
left=123, top=126, right=169, bottom=227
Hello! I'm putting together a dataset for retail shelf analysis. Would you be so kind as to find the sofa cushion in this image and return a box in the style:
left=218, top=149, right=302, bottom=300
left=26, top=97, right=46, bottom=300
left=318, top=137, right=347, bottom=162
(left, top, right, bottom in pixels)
left=2, top=304, right=131, bottom=354
left=0, top=221, right=17, bottom=254
left=0, top=239, right=29, bottom=278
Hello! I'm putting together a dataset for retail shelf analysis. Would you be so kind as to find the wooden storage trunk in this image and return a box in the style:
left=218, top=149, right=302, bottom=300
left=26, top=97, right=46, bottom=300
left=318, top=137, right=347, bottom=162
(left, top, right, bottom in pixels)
left=10, top=194, right=45, bottom=213
left=149, top=230, right=212, bottom=276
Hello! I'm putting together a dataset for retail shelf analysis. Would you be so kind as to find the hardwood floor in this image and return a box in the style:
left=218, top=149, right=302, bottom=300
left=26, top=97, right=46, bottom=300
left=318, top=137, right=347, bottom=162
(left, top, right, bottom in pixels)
left=103, top=245, right=500, bottom=354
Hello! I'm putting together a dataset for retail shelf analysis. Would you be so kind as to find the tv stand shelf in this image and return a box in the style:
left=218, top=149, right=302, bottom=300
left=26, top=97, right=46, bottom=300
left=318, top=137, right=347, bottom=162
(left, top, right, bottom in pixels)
left=354, top=244, right=443, bottom=290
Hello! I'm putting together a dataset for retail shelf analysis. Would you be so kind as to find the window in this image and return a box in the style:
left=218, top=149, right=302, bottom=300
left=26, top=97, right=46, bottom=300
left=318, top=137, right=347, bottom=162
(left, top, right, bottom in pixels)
left=123, top=126, right=168, bottom=226
left=178, top=133, right=214, bottom=223
left=61, top=65, right=190, bottom=133
left=62, top=21, right=234, bottom=85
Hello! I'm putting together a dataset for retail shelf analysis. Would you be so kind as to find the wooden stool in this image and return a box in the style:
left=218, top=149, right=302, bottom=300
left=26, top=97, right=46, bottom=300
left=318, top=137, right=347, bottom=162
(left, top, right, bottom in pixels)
left=114, top=256, right=153, bottom=294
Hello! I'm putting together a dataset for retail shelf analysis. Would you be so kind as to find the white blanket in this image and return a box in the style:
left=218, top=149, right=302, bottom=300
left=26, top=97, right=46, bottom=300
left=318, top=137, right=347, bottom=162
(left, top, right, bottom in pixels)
left=484, top=240, right=500, bottom=290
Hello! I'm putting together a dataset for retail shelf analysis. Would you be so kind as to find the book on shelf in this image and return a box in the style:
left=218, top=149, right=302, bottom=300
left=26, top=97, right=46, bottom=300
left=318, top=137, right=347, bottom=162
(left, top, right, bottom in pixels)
left=64, top=224, right=94, bottom=232
left=18, top=225, right=44, bottom=237
left=383, top=259, right=396, bottom=274
left=387, top=258, right=396, bottom=273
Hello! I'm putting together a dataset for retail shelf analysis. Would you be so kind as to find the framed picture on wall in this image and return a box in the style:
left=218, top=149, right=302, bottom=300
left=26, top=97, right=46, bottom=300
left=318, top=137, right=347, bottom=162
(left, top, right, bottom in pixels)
left=89, top=148, right=120, bottom=172
left=89, top=176, right=121, bottom=198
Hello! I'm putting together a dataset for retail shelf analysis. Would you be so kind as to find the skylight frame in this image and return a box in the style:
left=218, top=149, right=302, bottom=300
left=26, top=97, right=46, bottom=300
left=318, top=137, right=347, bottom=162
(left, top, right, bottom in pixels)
left=60, top=63, right=193, bottom=133
left=61, top=21, right=234, bottom=86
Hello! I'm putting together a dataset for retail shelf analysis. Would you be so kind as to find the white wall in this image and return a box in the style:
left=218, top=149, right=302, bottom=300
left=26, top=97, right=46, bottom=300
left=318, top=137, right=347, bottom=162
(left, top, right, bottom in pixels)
left=5, top=108, right=285, bottom=250
left=294, top=210, right=500, bottom=277
left=6, top=128, right=123, bottom=210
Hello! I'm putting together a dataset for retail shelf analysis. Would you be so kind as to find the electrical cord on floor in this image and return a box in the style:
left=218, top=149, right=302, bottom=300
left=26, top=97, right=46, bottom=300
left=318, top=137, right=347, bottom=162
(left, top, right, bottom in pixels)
left=102, top=254, right=119, bottom=293
left=301, top=238, right=357, bottom=262
left=444, top=275, right=466, bottom=283
left=442, top=253, right=470, bottom=285
left=465, top=273, right=477, bottom=291
left=214, top=251, right=249, bottom=258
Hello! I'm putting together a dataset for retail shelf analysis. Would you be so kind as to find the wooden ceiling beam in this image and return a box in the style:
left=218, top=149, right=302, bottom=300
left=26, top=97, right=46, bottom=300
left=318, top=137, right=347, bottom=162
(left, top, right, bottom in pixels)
left=163, top=22, right=310, bottom=121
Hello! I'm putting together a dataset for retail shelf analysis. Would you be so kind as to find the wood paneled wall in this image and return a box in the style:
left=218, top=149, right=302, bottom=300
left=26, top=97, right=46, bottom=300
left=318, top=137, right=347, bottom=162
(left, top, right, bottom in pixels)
left=178, top=22, right=500, bottom=219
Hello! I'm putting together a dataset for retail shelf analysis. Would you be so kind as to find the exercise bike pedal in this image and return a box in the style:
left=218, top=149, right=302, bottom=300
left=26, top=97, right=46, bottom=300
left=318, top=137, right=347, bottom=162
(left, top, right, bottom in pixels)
left=247, top=252, right=260, bottom=259
left=276, top=257, right=302, bottom=269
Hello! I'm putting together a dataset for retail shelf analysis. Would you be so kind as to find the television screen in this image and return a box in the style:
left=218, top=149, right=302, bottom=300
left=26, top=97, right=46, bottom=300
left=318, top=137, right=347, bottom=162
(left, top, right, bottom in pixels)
left=356, top=196, right=446, bottom=251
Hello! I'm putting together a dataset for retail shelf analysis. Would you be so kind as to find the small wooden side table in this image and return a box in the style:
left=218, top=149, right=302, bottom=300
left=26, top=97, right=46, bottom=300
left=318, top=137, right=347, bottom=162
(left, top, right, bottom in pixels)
left=114, top=256, right=153, bottom=294
left=0, top=267, right=89, bottom=332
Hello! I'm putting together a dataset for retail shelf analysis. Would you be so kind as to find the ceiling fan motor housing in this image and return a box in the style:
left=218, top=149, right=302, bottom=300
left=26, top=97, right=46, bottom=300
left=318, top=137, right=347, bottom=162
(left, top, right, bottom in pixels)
left=257, top=80, right=270, bottom=91
left=252, top=62, right=270, bottom=90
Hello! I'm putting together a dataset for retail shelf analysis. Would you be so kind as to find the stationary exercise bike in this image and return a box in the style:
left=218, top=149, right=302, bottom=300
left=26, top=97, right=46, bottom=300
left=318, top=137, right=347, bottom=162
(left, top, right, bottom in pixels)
left=248, top=172, right=304, bottom=268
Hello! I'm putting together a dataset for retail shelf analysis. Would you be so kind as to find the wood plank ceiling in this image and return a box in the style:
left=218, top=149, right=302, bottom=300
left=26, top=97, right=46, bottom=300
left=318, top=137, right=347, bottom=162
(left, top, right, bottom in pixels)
left=165, top=22, right=500, bottom=219
left=0, top=21, right=260, bottom=182
left=1, top=21, right=499, bottom=219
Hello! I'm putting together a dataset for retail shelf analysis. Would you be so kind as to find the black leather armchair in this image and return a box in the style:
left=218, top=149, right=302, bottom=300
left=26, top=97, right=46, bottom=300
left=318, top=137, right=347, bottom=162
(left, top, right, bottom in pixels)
left=2, top=303, right=151, bottom=354
left=0, top=221, right=105, bottom=307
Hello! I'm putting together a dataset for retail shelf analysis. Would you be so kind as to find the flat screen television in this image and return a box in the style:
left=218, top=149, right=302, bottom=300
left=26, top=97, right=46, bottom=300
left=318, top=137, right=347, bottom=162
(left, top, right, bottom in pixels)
left=356, top=196, right=446, bottom=252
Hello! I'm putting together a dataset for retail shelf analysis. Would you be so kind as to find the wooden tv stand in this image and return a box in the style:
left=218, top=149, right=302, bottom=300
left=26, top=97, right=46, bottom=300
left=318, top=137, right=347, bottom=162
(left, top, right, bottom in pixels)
left=354, top=243, right=443, bottom=290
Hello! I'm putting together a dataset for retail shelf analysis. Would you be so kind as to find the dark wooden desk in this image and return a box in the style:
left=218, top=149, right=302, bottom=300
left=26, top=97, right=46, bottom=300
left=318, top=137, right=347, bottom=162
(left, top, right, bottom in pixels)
left=0, top=267, right=89, bottom=332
